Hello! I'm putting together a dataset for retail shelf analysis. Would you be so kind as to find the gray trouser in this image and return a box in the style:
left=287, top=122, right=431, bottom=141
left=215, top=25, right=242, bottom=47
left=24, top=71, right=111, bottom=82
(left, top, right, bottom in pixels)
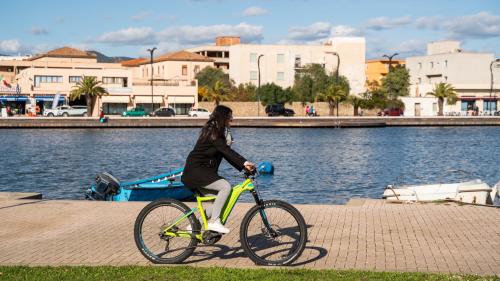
left=201, top=179, right=231, bottom=221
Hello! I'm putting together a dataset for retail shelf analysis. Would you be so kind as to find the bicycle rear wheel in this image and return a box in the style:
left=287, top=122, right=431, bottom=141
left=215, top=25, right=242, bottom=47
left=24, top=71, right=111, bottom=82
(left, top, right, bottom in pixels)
left=134, top=199, right=200, bottom=264
left=240, top=200, right=307, bottom=266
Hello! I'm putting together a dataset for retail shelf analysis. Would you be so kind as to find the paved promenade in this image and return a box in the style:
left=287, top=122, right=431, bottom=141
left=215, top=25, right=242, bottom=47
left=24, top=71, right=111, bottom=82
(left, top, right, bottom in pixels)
left=0, top=198, right=499, bottom=275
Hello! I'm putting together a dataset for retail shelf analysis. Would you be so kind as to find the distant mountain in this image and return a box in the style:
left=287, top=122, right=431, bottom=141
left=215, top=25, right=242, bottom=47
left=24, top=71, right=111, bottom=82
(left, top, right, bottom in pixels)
left=87, top=51, right=133, bottom=63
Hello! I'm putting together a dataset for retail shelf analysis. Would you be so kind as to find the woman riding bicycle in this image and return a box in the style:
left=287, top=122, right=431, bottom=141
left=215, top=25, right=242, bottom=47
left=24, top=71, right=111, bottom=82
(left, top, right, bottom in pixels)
left=181, top=105, right=254, bottom=234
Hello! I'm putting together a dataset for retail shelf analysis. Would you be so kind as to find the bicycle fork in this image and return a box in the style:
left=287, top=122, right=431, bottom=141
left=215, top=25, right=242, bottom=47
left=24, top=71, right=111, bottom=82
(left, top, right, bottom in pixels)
left=251, top=190, right=279, bottom=238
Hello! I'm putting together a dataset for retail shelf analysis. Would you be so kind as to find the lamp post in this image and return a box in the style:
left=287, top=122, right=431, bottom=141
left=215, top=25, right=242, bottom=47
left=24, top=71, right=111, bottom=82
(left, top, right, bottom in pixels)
left=147, top=47, right=157, bottom=114
left=257, top=54, right=264, bottom=117
left=489, top=59, right=500, bottom=113
left=325, top=51, right=341, bottom=116
left=383, top=53, right=399, bottom=72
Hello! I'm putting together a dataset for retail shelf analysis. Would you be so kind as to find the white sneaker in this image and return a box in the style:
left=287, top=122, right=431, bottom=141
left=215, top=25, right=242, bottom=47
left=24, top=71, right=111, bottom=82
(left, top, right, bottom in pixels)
left=207, top=220, right=230, bottom=234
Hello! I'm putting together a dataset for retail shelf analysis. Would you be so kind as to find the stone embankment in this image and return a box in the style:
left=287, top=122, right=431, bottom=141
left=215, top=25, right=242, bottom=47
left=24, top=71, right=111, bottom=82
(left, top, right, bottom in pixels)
left=0, top=116, right=499, bottom=128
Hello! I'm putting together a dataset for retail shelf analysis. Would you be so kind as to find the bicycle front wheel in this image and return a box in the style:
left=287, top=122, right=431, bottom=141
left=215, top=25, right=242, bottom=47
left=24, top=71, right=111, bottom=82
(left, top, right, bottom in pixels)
left=134, top=199, right=200, bottom=264
left=240, top=200, right=307, bottom=266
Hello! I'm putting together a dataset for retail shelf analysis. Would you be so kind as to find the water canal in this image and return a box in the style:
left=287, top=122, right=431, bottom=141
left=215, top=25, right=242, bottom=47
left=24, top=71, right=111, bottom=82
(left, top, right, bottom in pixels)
left=0, top=127, right=499, bottom=204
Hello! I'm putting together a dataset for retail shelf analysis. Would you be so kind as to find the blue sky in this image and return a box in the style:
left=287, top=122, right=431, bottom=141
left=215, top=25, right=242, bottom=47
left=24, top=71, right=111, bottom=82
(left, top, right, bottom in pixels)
left=1, top=0, right=499, bottom=59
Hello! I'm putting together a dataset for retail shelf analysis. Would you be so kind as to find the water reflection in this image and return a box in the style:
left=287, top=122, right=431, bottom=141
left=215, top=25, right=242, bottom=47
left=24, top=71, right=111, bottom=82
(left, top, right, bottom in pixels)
left=0, top=127, right=498, bottom=204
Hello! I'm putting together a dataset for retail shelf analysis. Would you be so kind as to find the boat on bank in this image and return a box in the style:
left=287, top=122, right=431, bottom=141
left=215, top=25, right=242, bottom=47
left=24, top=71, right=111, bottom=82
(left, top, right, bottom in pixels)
left=383, top=178, right=500, bottom=205
left=85, top=168, right=194, bottom=201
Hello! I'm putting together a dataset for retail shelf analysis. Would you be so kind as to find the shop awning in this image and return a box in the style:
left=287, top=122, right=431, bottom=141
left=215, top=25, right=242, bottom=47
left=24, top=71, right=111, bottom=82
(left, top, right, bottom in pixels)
left=482, top=96, right=498, bottom=101
left=459, top=96, right=477, bottom=101
left=167, top=96, right=195, bottom=104
left=101, top=95, right=130, bottom=103
left=135, top=96, right=163, bottom=103
left=34, top=96, right=66, bottom=102
left=0, top=96, right=29, bottom=102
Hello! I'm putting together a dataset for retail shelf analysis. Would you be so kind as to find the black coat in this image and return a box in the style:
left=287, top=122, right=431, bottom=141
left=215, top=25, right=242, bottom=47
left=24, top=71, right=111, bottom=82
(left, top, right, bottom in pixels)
left=181, top=136, right=247, bottom=189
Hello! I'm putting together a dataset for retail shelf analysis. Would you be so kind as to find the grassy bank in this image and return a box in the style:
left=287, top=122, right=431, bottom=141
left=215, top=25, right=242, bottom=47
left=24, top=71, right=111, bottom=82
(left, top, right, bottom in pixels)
left=0, top=266, right=498, bottom=281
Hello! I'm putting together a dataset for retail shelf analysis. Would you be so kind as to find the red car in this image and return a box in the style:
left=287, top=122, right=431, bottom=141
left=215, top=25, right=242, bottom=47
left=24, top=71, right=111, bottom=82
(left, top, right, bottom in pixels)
left=378, top=108, right=403, bottom=116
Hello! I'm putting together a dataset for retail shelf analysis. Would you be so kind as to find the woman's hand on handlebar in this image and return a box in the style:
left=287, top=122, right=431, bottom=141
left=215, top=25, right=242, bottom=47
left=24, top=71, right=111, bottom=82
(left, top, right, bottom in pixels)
left=244, top=161, right=255, bottom=172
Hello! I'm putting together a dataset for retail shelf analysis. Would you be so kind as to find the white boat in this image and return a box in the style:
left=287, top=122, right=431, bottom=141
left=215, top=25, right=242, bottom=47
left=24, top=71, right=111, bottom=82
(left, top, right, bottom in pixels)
left=383, top=179, right=500, bottom=205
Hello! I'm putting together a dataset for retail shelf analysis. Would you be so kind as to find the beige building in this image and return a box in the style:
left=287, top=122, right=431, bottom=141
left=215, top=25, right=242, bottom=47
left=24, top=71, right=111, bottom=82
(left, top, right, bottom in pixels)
left=188, top=36, right=367, bottom=95
left=405, top=41, right=500, bottom=116
left=1, top=47, right=210, bottom=116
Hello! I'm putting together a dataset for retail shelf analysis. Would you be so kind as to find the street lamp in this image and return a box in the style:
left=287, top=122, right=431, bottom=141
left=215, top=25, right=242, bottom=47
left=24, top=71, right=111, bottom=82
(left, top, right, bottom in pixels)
left=383, top=53, right=399, bottom=72
left=325, top=51, right=341, bottom=116
left=257, top=54, right=264, bottom=117
left=147, top=47, right=157, bottom=114
left=489, top=59, right=500, bottom=113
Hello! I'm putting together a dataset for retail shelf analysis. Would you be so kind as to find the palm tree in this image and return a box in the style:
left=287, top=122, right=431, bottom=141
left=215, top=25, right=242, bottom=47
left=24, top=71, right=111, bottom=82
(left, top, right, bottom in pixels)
left=427, top=82, right=457, bottom=116
left=317, top=84, right=349, bottom=116
left=347, top=95, right=365, bottom=116
left=69, top=76, right=108, bottom=117
left=200, top=79, right=231, bottom=105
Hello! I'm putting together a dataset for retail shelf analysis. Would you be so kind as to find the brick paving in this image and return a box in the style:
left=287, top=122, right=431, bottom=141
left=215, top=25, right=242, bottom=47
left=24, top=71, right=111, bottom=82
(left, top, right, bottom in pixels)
left=0, top=198, right=499, bottom=275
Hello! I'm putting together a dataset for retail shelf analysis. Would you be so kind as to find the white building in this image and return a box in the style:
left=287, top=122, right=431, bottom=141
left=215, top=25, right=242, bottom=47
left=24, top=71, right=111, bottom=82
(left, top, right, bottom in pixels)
left=188, top=36, right=366, bottom=95
left=405, top=41, right=500, bottom=116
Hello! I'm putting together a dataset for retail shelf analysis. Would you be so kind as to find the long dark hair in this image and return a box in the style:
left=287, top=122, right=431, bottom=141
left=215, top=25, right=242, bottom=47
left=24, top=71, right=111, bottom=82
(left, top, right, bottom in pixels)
left=199, top=105, right=233, bottom=142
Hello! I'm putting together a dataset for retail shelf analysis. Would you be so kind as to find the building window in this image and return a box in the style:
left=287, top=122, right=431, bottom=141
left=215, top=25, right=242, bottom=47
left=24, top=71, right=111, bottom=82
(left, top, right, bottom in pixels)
left=34, top=75, right=63, bottom=87
left=182, top=65, right=188, bottom=76
left=445, top=60, right=448, bottom=67
left=418, top=78, right=421, bottom=84
left=102, top=77, right=127, bottom=87
left=250, top=71, right=258, bottom=80
left=142, top=68, right=144, bottom=77
left=146, top=68, right=148, bottom=77
left=277, top=72, right=284, bottom=81
left=444, top=76, right=448, bottom=82
left=277, top=54, right=285, bottom=64
left=294, top=55, right=301, bottom=68
left=430, top=62, right=434, bottom=68
left=418, top=62, right=422, bottom=69
left=69, top=76, right=82, bottom=83
left=194, top=65, right=200, bottom=74
left=250, top=53, right=257, bottom=63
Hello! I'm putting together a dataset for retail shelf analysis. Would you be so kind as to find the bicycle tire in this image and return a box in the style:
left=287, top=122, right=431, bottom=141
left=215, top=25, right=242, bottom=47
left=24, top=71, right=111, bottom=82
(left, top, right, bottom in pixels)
left=240, top=200, right=307, bottom=266
left=134, top=198, right=200, bottom=264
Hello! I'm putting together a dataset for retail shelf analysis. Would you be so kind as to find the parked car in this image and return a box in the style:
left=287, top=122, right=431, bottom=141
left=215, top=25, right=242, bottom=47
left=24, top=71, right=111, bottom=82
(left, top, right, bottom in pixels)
left=122, top=107, right=146, bottom=117
left=43, top=105, right=87, bottom=117
left=265, top=104, right=295, bottom=117
left=188, top=108, right=211, bottom=117
left=378, top=108, right=404, bottom=116
left=150, top=107, right=175, bottom=117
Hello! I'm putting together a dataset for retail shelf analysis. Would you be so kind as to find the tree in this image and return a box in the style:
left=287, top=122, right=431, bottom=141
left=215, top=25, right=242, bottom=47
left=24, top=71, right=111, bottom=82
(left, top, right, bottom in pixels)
left=231, top=83, right=256, bottom=101
left=195, top=66, right=232, bottom=89
left=347, top=95, right=365, bottom=116
left=316, top=77, right=350, bottom=116
left=69, top=76, right=108, bottom=117
left=427, top=82, right=457, bottom=116
left=380, top=65, right=410, bottom=100
left=257, top=83, right=294, bottom=105
left=200, top=80, right=231, bottom=105
left=293, top=64, right=330, bottom=103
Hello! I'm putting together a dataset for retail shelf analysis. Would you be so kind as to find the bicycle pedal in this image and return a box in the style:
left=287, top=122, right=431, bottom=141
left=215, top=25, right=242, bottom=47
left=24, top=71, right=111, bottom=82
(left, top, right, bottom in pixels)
left=202, top=230, right=222, bottom=245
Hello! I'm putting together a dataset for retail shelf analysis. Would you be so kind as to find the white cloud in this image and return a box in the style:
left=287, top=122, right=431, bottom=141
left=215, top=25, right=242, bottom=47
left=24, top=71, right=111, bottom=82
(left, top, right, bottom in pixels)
left=287, top=22, right=333, bottom=42
left=30, top=27, right=49, bottom=36
left=284, top=22, right=362, bottom=44
left=131, top=11, right=152, bottom=21
left=157, top=22, right=263, bottom=45
left=365, top=16, right=412, bottom=30
left=416, top=12, right=500, bottom=39
left=0, top=39, right=22, bottom=54
left=242, top=6, right=268, bottom=17
left=95, top=27, right=156, bottom=45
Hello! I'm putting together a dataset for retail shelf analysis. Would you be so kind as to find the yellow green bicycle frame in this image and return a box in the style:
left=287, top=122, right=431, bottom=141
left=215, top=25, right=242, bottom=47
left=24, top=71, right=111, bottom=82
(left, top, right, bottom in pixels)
left=162, top=178, right=255, bottom=241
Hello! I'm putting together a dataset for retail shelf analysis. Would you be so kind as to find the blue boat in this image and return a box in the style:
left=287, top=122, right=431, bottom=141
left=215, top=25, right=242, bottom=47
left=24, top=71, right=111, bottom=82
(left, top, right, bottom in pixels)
left=85, top=168, right=194, bottom=201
